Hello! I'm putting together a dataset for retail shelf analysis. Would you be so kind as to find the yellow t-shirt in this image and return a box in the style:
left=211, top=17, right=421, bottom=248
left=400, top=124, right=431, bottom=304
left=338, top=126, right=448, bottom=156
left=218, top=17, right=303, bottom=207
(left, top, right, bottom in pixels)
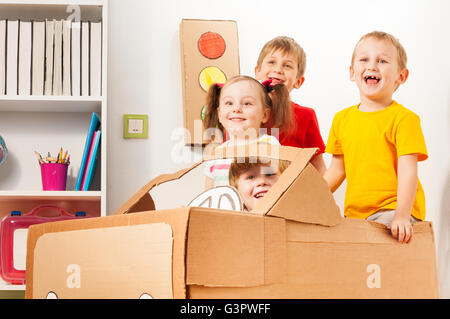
left=326, top=101, right=428, bottom=220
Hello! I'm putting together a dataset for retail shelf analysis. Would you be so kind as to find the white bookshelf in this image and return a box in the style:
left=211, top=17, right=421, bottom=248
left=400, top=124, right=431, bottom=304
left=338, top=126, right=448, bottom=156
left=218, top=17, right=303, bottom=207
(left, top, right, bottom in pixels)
left=0, top=190, right=102, bottom=201
left=0, top=0, right=108, bottom=293
left=0, top=96, right=103, bottom=112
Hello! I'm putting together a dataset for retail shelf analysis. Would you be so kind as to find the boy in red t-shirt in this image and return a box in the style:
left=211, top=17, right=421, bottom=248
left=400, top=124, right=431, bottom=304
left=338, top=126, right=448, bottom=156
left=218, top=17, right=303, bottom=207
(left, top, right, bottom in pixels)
left=255, top=36, right=326, bottom=174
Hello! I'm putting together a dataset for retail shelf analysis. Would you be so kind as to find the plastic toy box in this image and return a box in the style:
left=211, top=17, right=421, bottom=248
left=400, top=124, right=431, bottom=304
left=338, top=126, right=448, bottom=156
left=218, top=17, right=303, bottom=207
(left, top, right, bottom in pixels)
left=0, top=205, right=89, bottom=285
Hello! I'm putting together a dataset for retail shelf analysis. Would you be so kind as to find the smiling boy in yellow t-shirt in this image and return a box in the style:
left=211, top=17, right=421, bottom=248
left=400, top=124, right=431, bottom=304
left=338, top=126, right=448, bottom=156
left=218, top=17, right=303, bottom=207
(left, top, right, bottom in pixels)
left=324, top=31, right=428, bottom=244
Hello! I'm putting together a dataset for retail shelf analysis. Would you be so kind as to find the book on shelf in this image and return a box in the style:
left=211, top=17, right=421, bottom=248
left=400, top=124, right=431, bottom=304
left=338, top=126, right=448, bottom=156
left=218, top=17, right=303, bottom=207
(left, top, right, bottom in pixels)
left=44, top=19, right=54, bottom=96
left=0, top=20, right=5, bottom=95
left=71, top=21, right=81, bottom=97
left=6, top=20, right=18, bottom=95
left=90, top=21, right=102, bottom=96
left=32, top=21, right=45, bottom=95
left=81, top=21, right=90, bottom=96
left=80, top=130, right=98, bottom=189
left=75, top=112, right=101, bottom=191
left=63, top=20, right=72, bottom=96
left=53, top=19, right=63, bottom=96
left=18, top=20, right=32, bottom=96
left=81, top=130, right=101, bottom=191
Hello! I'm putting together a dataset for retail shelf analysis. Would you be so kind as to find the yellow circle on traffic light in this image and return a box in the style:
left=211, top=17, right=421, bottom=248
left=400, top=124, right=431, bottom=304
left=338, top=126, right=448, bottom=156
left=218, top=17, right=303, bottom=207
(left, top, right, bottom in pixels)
left=199, top=66, right=226, bottom=92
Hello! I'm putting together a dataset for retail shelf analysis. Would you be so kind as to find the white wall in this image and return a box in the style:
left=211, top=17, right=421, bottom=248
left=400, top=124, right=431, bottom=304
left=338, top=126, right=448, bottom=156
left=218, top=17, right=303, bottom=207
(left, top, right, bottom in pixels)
left=107, top=0, right=450, bottom=297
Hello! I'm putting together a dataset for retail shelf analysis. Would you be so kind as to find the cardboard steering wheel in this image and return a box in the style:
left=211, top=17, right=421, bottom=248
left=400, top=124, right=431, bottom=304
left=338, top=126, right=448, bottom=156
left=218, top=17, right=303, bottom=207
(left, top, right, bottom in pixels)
left=187, top=186, right=243, bottom=211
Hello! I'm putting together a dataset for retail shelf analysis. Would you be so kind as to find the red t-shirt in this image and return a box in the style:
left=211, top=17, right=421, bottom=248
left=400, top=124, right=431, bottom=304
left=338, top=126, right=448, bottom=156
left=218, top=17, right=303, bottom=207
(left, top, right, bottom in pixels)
left=266, top=101, right=325, bottom=153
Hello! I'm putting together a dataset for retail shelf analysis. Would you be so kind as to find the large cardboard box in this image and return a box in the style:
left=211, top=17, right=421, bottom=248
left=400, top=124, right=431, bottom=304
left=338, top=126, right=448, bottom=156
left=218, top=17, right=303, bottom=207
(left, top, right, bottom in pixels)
left=25, top=144, right=439, bottom=298
left=179, top=19, right=240, bottom=145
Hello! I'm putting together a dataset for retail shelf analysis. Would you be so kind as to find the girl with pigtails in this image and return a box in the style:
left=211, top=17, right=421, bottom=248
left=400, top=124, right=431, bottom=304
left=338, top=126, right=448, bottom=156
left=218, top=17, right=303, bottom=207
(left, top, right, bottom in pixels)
left=202, top=75, right=292, bottom=189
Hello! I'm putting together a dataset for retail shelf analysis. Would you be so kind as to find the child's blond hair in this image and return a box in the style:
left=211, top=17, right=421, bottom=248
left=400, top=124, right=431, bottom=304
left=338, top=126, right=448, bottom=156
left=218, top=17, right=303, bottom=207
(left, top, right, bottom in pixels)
left=351, top=31, right=407, bottom=70
left=256, top=36, right=307, bottom=80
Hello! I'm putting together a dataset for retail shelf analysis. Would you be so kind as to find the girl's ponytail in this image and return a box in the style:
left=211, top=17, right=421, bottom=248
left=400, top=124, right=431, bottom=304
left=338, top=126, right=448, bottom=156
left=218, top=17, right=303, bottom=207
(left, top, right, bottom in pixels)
left=268, top=83, right=293, bottom=134
left=203, top=83, right=224, bottom=131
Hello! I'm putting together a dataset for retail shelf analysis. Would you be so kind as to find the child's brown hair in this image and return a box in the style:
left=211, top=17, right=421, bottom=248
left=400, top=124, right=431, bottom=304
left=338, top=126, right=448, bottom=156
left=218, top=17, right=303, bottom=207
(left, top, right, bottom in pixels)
left=256, top=36, right=307, bottom=80
left=202, top=75, right=292, bottom=134
left=228, top=157, right=290, bottom=190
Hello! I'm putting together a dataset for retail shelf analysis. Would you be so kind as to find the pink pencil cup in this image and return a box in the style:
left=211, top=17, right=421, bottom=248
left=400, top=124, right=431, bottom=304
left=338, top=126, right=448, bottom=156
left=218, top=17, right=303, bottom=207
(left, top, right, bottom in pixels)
left=40, top=163, right=68, bottom=191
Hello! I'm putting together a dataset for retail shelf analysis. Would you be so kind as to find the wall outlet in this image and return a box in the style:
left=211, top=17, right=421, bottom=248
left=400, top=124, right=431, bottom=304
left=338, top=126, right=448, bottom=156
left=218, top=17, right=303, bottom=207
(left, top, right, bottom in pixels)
left=123, top=114, right=148, bottom=139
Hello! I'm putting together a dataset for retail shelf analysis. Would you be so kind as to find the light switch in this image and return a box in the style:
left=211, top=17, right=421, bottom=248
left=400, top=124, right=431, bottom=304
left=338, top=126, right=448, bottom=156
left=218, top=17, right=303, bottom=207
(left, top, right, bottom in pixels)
left=128, top=119, right=144, bottom=134
left=123, top=114, right=148, bottom=139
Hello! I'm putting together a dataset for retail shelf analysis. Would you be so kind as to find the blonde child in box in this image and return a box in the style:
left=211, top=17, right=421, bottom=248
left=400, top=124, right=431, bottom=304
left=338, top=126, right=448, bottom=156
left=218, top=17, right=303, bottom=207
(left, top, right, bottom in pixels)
left=324, top=31, right=428, bottom=243
left=255, top=36, right=326, bottom=175
left=229, top=157, right=290, bottom=212
left=203, top=75, right=291, bottom=189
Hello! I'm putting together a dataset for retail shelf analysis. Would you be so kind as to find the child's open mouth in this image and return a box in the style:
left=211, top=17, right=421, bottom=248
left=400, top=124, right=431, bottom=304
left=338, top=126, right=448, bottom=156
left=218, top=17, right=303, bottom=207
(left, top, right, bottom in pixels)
left=269, top=77, right=283, bottom=85
left=253, top=190, right=268, bottom=199
left=364, top=75, right=380, bottom=85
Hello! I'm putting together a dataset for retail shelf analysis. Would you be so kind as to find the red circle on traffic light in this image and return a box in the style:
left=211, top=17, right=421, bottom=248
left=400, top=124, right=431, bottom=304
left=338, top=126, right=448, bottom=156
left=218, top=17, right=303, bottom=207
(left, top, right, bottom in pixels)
left=198, top=32, right=226, bottom=59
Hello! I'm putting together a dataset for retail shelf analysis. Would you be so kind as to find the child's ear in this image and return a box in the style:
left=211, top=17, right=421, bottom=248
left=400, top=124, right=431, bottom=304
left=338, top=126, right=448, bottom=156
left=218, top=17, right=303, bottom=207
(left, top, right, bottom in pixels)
left=261, top=108, right=271, bottom=124
left=293, top=76, right=305, bottom=89
left=349, top=65, right=356, bottom=82
left=396, top=68, right=409, bottom=85
left=254, top=65, right=263, bottom=81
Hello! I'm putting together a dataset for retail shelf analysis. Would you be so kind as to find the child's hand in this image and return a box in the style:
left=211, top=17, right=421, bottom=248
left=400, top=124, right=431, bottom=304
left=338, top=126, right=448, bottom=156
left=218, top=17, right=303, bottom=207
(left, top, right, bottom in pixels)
left=390, top=215, right=413, bottom=243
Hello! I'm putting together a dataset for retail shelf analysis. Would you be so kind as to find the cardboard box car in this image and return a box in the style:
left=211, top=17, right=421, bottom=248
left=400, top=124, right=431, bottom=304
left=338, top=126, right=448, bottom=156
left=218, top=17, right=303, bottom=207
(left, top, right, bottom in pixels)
left=25, top=144, right=439, bottom=298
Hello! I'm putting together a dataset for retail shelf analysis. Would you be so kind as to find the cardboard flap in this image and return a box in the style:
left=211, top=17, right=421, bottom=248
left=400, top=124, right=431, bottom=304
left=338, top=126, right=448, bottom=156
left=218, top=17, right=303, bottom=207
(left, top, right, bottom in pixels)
left=243, top=145, right=343, bottom=226
left=261, top=163, right=342, bottom=226
left=114, top=163, right=203, bottom=215
left=186, top=208, right=285, bottom=287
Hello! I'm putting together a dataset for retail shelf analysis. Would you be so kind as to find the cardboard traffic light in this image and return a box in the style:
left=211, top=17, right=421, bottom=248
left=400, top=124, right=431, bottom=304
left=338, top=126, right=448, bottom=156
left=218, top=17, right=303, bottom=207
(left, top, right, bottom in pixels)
left=180, top=19, right=240, bottom=145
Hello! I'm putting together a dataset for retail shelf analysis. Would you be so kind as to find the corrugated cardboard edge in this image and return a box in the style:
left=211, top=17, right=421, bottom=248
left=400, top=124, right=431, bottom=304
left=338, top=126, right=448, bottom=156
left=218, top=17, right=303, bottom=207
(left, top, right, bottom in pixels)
left=25, top=208, right=191, bottom=299
left=185, top=207, right=286, bottom=287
